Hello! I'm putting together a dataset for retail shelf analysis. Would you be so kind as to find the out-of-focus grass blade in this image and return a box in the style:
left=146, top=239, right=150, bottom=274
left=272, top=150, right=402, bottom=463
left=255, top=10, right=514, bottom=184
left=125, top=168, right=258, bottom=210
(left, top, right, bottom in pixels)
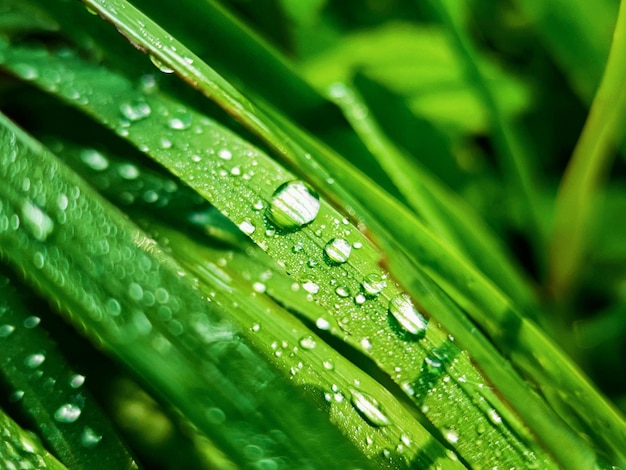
left=512, top=0, right=617, bottom=104
left=43, top=135, right=460, bottom=468
left=549, top=0, right=626, bottom=302
left=0, top=34, right=563, bottom=470
left=326, top=81, right=536, bottom=313
left=0, top=268, right=138, bottom=469
left=425, top=0, right=546, bottom=256
left=0, top=113, right=372, bottom=469
left=0, top=406, right=67, bottom=470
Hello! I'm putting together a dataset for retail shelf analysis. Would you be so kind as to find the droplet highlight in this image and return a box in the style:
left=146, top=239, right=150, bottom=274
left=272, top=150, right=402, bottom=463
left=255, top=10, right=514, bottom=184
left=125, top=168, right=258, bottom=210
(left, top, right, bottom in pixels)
left=266, top=181, right=320, bottom=230
left=350, top=389, right=391, bottom=427
left=324, top=238, right=351, bottom=264
left=388, top=294, right=428, bottom=338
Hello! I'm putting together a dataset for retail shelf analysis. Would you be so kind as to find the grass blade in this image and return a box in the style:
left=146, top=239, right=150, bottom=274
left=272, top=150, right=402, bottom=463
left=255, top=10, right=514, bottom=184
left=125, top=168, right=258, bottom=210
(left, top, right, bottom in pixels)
left=0, top=112, right=371, bottom=469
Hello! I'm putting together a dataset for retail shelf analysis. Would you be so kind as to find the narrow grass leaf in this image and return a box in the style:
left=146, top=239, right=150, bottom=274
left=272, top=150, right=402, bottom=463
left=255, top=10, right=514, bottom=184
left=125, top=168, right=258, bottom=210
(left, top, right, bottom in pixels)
left=0, top=268, right=138, bottom=469
left=0, top=113, right=372, bottom=469
left=0, top=37, right=556, bottom=470
left=0, top=406, right=67, bottom=470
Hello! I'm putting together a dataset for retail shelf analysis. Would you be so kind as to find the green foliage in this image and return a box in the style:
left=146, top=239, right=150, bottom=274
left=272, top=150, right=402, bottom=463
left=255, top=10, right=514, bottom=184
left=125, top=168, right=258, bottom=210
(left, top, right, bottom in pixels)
left=0, top=0, right=625, bottom=468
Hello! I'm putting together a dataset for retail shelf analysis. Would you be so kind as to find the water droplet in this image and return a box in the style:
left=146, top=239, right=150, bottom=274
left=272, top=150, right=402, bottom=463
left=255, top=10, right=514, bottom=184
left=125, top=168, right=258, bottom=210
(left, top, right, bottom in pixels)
left=360, top=337, right=373, bottom=350
left=350, top=389, right=391, bottom=427
left=239, top=220, right=256, bottom=235
left=354, top=293, right=366, bottom=305
left=128, top=283, right=144, bottom=301
left=322, top=359, right=335, bottom=370
left=155, top=287, right=170, bottom=303
left=118, top=163, right=140, bottom=180
left=0, top=324, right=15, bottom=337
left=335, top=285, right=350, bottom=298
left=217, top=149, right=232, bottom=160
left=105, top=298, right=122, bottom=316
left=119, top=99, right=152, bottom=121
left=160, top=138, right=173, bottom=149
left=80, top=149, right=109, bottom=170
left=81, top=426, right=102, bottom=448
left=69, top=374, right=85, bottom=388
left=388, top=294, right=428, bottom=337
left=315, top=317, right=330, bottom=330
left=299, top=336, right=317, bottom=350
left=324, top=238, right=351, bottom=264
left=266, top=181, right=320, bottom=230
left=488, top=408, right=502, bottom=425
left=24, top=353, right=45, bottom=368
left=54, top=403, right=82, bottom=423
left=150, top=55, right=174, bottom=73
left=252, top=282, right=266, bottom=293
left=362, top=274, right=386, bottom=297
left=444, top=428, right=459, bottom=444
left=14, top=63, right=39, bottom=80
left=22, top=201, right=54, bottom=241
left=23, top=316, right=41, bottom=329
left=10, top=390, right=25, bottom=402
left=302, top=280, right=319, bottom=294
left=168, top=111, right=192, bottom=130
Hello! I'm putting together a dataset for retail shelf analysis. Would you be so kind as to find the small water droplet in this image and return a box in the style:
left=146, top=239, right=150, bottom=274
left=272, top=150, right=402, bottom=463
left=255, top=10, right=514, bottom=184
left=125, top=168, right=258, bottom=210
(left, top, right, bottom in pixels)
left=22, top=201, right=54, bottom=241
left=10, top=390, right=24, bottom=402
left=119, top=99, right=152, bottom=121
left=360, top=337, right=373, bottom=350
left=0, top=324, right=15, bottom=337
left=324, top=238, right=351, bottom=264
left=80, top=149, right=109, bottom=170
left=252, top=282, right=266, bottom=293
left=128, top=283, right=144, bottom=301
left=322, top=359, right=335, bottom=370
left=81, top=426, right=102, bottom=448
left=160, top=138, right=173, bottom=149
left=388, top=294, right=428, bottom=337
left=54, top=403, right=82, bottom=423
left=362, top=274, right=386, bottom=297
left=334, top=285, right=350, bottom=298
left=251, top=323, right=261, bottom=332
left=24, top=353, right=46, bottom=368
left=118, top=163, right=140, bottom=180
left=315, top=317, right=330, bottom=330
left=14, top=63, right=39, bottom=80
left=239, top=220, right=256, bottom=235
left=488, top=408, right=502, bottom=425
left=217, top=149, right=232, bottom=160
left=266, top=181, right=320, bottom=231
left=23, top=316, right=41, bottom=329
left=150, top=55, right=174, bottom=73
left=354, top=293, right=366, bottom=305
left=444, top=428, right=459, bottom=444
left=350, top=389, right=391, bottom=427
left=168, top=111, right=192, bottom=130
left=69, top=374, right=85, bottom=388
left=299, top=336, right=317, bottom=350
left=302, top=280, right=319, bottom=294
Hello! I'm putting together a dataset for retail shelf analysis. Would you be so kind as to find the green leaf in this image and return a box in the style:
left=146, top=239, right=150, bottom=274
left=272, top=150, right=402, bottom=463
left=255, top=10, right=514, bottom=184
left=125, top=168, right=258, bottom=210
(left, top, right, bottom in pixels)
left=0, top=112, right=371, bottom=469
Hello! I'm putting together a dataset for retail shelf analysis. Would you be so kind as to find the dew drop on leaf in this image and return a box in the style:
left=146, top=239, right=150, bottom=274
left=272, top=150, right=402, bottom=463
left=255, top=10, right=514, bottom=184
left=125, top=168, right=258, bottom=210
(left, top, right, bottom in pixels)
left=299, top=336, right=317, bottom=350
left=54, top=403, right=82, bottom=423
left=350, top=389, right=391, bottom=427
left=266, top=181, right=320, bottom=230
left=81, top=426, right=102, bottom=448
left=79, top=148, right=109, bottom=171
left=21, top=201, right=54, bottom=241
left=119, top=99, right=152, bottom=122
left=149, top=55, right=174, bottom=74
left=362, top=273, right=386, bottom=297
left=388, top=294, right=428, bottom=337
left=24, top=353, right=45, bottom=368
left=0, top=324, right=15, bottom=337
left=324, top=238, right=351, bottom=264
left=69, top=374, right=85, bottom=388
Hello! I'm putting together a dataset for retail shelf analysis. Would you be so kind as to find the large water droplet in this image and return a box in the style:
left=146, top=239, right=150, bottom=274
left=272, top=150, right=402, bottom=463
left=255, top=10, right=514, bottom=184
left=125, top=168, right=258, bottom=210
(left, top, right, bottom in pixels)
left=266, top=181, right=320, bottom=230
left=69, top=374, right=85, bottom=388
left=324, top=238, right=351, bottom=264
left=362, top=274, right=386, bottom=297
left=54, top=403, right=82, bottom=423
left=350, top=389, right=391, bottom=427
left=388, top=294, right=428, bottom=338
left=119, top=99, right=152, bottom=122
